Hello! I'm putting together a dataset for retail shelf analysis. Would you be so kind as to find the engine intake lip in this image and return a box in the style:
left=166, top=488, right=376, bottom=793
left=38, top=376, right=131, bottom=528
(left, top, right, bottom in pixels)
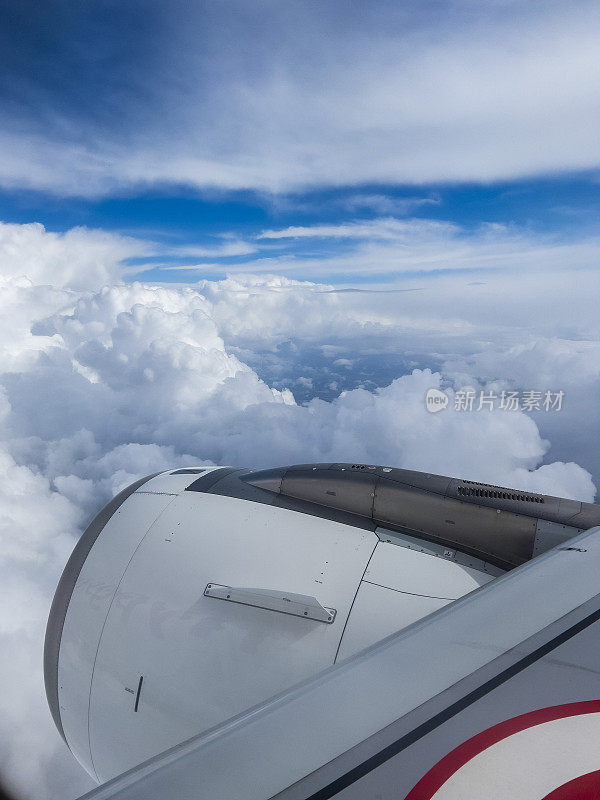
left=43, top=472, right=159, bottom=744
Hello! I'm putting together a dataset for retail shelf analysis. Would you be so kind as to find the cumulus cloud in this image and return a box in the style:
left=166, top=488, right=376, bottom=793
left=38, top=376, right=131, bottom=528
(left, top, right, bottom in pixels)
left=0, top=438, right=95, bottom=799
left=0, top=222, right=145, bottom=291
left=442, top=336, right=600, bottom=501
left=0, top=221, right=153, bottom=377
left=0, top=221, right=597, bottom=799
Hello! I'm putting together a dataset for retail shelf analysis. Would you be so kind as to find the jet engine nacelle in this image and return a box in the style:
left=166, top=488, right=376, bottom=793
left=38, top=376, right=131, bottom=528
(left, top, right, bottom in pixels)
left=45, top=464, right=595, bottom=781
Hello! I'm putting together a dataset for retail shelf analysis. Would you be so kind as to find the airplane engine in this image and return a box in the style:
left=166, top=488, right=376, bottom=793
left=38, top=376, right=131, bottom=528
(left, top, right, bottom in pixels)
left=45, top=464, right=597, bottom=782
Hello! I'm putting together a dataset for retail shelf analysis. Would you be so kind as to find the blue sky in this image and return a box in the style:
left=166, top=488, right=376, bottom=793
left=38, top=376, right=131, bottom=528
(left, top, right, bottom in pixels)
left=0, top=0, right=599, bottom=284
left=0, top=174, right=599, bottom=284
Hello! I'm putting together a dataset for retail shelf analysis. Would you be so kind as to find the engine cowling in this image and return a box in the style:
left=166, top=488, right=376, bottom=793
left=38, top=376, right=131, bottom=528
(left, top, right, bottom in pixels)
left=51, top=464, right=577, bottom=782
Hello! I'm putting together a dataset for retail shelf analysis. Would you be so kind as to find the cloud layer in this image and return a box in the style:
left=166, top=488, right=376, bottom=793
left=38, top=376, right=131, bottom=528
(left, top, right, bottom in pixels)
left=0, top=221, right=597, bottom=798
left=1, top=1, right=600, bottom=195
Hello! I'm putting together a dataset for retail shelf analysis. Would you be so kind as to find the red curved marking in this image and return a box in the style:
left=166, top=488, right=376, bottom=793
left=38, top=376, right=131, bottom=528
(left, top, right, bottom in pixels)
left=541, top=769, right=600, bottom=799
left=404, top=699, right=600, bottom=800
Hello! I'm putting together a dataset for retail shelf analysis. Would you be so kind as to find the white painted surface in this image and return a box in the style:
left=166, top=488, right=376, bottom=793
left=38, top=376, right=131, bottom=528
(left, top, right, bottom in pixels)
left=58, top=492, right=177, bottom=776
left=337, top=542, right=492, bottom=661
left=336, top=580, right=452, bottom=662
left=431, top=712, right=600, bottom=799
left=88, top=494, right=377, bottom=781
left=78, top=527, right=600, bottom=800
left=365, top=541, right=493, bottom=598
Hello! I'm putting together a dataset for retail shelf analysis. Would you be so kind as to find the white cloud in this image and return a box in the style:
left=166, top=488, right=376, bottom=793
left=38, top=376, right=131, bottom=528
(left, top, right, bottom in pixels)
left=0, top=222, right=154, bottom=376
left=243, top=218, right=600, bottom=278
left=338, top=194, right=441, bottom=215
left=0, top=442, right=95, bottom=800
left=0, top=222, right=145, bottom=290
left=196, top=270, right=600, bottom=491
left=164, top=239, right=258, bottom=259
left=2, top=2, right=600, bottom=194
left=257, top=218, right=455, bottom=241
left=0, top=221, right=597, bottom=798
left=138, top=216, right=600, bottom=282
left=7, top=215, right=595, bottom=292
left=265, top=194, right=441, bottom=217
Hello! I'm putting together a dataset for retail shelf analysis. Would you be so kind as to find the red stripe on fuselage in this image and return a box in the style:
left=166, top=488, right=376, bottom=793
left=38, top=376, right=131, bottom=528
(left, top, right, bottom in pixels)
left=541, top=769, right=600, bottom=799
left=404, top=699, right=600, bottom=800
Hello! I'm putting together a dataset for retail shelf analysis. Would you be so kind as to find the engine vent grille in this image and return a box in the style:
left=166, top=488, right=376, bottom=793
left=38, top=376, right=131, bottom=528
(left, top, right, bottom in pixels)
left=457, top=484, right=544, bottom=504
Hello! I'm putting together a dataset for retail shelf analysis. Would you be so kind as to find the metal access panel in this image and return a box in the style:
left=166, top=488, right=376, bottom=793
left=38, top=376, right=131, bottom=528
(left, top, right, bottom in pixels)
left=281, top=468, right=376, bottom=518
left=373, top=481, right=537, bottom=567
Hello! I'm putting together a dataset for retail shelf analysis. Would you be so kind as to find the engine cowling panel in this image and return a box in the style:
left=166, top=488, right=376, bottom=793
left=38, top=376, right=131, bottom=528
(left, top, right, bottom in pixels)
left=45, top=466, right=506, bottom=781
